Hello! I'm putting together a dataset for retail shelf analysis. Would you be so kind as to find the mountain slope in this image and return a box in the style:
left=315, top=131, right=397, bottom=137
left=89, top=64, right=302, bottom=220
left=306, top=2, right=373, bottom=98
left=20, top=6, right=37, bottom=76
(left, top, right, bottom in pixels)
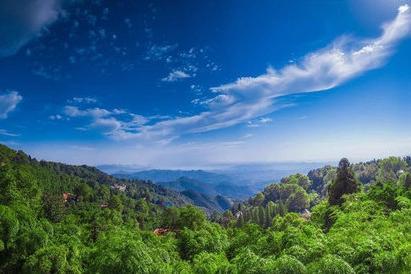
left=181, top=190, right=232, bottom=212
left=0, top=144, right=191, bottom=207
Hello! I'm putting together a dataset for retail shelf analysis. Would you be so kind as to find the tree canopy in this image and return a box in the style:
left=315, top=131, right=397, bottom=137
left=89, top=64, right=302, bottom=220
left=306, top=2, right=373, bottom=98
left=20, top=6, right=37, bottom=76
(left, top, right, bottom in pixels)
left=0, top=144, right=410, bottom=273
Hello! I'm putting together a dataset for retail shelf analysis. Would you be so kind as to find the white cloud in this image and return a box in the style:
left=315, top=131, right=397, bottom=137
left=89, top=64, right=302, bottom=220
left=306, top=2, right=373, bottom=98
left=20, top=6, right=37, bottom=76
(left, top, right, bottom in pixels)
left=190, top=84, right=202, bottom=94
left=161, top=70, right=191, bottom=82
left=63, top=106, right=111, bottom=118
left=150, top=45, right=216, bottom=83
left=92, top=117, right=122, bottom=131
left=60, top=104, right=154, bottom=140
left=260, top=117, right=273, bottom=124
left=130, top=5, right=411, bottom=141
left=69, top=97, right=98, bottom=104
left=201, top=94, right=236, bottom=109
left=0, top=0, right=63, bottom=57
left=399, top=5, right=409, bottom=13
left=247, top=117, right=273, bottom=128
left=130, top=114, right=149, bottom=125
left=60, top=5, right=411, bottom=144
left=49, top=114, right=63, bottom=120
left=144, top=44, right=178, bottom=61
left=0, top=129, right=20, bottom=137
left=0, top=91, right=22, bottom=119
left=213, top=5, right=411, bottom=96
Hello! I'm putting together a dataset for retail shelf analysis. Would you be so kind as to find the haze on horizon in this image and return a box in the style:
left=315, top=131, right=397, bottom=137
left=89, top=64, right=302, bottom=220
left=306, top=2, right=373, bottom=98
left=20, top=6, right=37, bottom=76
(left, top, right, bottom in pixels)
left=1, top=0, right=411, bottom=169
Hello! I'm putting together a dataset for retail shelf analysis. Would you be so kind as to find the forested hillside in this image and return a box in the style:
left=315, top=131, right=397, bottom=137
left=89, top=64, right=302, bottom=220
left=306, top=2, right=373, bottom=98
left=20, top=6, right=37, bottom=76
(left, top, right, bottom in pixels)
left=1, top=144, right=411, bottom=273
left=231, top=157, right=411, bottom=227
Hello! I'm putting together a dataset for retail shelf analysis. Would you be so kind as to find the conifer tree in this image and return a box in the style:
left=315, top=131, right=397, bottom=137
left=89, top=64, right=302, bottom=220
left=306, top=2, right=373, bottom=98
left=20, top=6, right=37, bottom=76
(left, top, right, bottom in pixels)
left=404, top=172, right=411, bottom=189
left=238, top=213, right=245, bottom=227
left=258, top=206, right=265, bottom=226
left=328, top=158, right=359, bottom=206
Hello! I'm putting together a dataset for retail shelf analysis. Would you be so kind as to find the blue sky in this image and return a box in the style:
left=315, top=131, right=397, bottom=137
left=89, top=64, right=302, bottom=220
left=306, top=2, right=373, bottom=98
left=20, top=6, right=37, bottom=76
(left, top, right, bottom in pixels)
left=1, top=0, right=411, bottom=168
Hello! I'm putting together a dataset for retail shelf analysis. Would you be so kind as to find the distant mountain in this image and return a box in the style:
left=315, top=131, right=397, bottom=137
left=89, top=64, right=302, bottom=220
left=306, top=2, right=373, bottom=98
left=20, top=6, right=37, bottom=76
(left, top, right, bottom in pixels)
left=110, top=163, right=325, bottom=200
left=157, top=177, right=217, bottom=194
left=96, top=164, right=148, bottom=175
left=154, top=176, right=255, bottom=200
left=114, top=169, right=233, bottom=185
left=215, top=162, right=327, bottom=185
left=114, top=170, right=255, bottom=199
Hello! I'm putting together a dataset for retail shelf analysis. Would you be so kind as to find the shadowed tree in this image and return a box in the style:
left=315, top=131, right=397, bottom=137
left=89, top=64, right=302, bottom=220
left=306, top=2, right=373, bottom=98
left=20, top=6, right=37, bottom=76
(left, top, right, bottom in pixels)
left=404, top=172, right=411, bottom=189
left=328, top=158, right=359, bottom=206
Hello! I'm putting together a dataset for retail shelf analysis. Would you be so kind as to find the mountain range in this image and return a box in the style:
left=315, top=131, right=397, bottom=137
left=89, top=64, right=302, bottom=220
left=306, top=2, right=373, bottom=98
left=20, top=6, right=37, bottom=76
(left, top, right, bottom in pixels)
left=105, top=162, right=324, bottom=201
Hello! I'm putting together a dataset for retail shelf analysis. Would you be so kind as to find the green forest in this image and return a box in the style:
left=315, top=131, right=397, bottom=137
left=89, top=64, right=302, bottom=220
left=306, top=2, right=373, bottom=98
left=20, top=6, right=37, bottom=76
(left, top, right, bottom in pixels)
left=1, top=144, right=410, bottom=273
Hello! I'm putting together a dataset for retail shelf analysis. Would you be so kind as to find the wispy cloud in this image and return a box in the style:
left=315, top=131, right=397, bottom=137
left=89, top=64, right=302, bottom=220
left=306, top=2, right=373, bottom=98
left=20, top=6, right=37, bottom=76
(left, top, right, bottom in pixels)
left=161, top=70, right=191, bottom=82
left=213, top=5, right=411, bottom=96
left=131, top=5, right=411, bottom=140
left=0, top=91, right=22, bottom=119
left=144, top=44, right=178, bottom=61
left=247, top=117, right=273, bottom=128
left=61, top=104, right=151, bottom=140
left=68, top=97, right=98, bottom=104
left=61, top=5, right=411, bottom=143
left=0, top=129, right=20, bottom=137
left=49, top=114, right=63, bottom=120
left=148, top=45, right=217, bottom=82
left=64, top=106, right=111, bottom=118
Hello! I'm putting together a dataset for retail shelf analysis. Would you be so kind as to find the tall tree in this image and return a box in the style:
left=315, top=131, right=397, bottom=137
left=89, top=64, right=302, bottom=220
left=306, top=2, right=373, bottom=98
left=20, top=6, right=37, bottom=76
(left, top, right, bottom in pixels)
left=404, top=172, right=411, bottom=189
left=328, top=158, right=359, bottom=206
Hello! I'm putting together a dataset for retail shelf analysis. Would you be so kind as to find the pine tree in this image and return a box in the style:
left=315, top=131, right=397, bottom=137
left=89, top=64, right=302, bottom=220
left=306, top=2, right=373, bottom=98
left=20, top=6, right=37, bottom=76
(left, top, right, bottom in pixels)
left=278, top=202, right=287, bottom=216
left=258, top=206, right=265, bottom=226
left=267, top=201, right=274, bottom=220
left=328, top=158, right=359, bottom=206
left=252, top=207, right=260, bottom=224
left=238, top=213, right=245, bottom=227
left=404, top=173, right=411, bottom=189
left=264, top=206, right=272, bottom=228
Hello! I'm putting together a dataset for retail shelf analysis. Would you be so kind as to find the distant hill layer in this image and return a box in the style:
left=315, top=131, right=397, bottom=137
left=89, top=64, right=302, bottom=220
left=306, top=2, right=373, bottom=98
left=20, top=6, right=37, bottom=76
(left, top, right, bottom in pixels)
left=114, top=169, right=232, bottom=185
left=0, top=144, right=230, bottom=212
left=111, top=163, right=323, bottom=200
left=114, top=170, right=254, bottom=200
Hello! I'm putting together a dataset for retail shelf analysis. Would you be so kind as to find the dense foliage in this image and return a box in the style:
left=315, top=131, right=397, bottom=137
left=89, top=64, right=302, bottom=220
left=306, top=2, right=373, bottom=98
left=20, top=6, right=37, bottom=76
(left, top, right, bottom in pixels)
left=0, top=144, right=410, bottom=273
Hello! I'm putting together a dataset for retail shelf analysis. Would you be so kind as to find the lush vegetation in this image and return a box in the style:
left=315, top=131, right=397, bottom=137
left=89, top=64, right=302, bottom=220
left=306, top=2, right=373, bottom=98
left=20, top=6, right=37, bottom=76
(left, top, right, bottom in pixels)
left=1, top=144, right=410, bottom=273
